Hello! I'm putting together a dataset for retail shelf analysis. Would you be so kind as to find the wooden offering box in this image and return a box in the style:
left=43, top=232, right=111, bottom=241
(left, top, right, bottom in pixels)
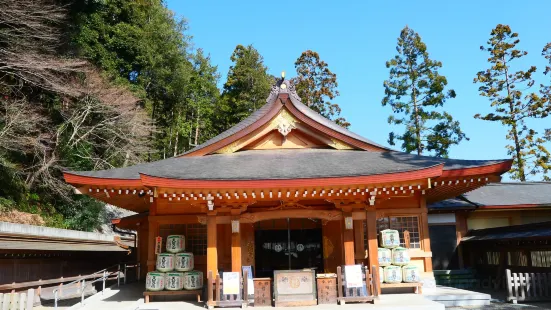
left=316, top=274, right=337, bottom=304
left=274, top=270, right=317, bottom=307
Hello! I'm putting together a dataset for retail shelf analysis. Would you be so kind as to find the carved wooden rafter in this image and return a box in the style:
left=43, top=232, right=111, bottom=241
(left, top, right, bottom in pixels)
left=197, top=215, right=207, bottom=225
left=266, top=201, right=313, bottom=211
left=329, top=199, right=368, bottom=209
left=240, top=209, right=342, bottom=223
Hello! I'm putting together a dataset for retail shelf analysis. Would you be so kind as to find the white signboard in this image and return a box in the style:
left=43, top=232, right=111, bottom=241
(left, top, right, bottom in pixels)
left=344, top=265, right=363, bottom=288
left=222, top=272, right=240, bottom=295
left=242, top=266, right=254, bottom=295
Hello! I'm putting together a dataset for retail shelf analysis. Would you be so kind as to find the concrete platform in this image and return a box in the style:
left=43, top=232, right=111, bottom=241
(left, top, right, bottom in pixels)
left=139, top=294, right=444, bottom=310
left=423, top=285, right=491, bottom=307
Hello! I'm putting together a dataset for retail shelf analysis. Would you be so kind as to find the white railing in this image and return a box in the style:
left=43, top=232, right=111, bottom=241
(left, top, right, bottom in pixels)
left=53, top=262, right=140, bottom=309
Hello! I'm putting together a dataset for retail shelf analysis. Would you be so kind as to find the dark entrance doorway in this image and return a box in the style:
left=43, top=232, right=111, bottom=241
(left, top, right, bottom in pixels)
left=254, top=219, right=323, bottom=278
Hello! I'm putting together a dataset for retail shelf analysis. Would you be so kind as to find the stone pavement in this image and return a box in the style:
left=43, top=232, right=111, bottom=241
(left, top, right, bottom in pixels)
left=40, top=281, right=444, bottom=310
left=449, top=302, right=551, bottom=309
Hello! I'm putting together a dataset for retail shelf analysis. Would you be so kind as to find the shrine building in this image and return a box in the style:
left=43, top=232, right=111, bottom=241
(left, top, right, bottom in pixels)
left=63, top=79, right=512, bottom=290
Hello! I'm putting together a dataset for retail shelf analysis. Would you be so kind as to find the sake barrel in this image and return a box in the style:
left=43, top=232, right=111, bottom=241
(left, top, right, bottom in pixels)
left=183, top=270, right=204, bottom=290
left=391, top=247, right=410, bottom=266
left=175, top=252, right=194, bottom=271
left=156, top=253, right=175, bottom=272
left=383, top=266, right=402, bottom=284
left=378, top=248, right=392, bottom=266
left=165, top=272, right=185, bottom=290
left=166, top=235, right=185, bottom=253
left=379, top=229, right=400, bottom=248
left=379, top=267, right=384, bottom=283
left=145, top=272, right=165, bottom=291
left=402, top=265, right=420, bottom=283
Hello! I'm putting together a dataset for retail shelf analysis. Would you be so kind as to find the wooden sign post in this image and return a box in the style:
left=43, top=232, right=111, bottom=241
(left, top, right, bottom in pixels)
left=155, top=236, right=162, bottom=254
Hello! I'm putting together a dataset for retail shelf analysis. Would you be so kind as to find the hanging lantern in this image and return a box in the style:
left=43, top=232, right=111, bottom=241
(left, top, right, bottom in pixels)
left=344, top=217, right=353, bottom=230
left=231, top=220, right=240, bottom=233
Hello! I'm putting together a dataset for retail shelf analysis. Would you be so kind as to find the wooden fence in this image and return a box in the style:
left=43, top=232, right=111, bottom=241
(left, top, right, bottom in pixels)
left=336, top=265, right=378, bottom=305
left=207, top=270, right=249, bottom=309
left=506, top=269, right=551, bottom=303
left=0, top=289, right=35, bottom=310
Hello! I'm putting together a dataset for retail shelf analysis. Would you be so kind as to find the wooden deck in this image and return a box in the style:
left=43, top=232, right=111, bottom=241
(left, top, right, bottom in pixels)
left=380, top=282, right=422, bottom=294
left=144, top=290, right=202, bottom=303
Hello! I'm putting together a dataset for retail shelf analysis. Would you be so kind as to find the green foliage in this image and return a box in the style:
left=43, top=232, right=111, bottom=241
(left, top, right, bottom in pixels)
left=176, top=49, right=221, bottom=152
left=220, top=44, right=272, bottom=130
left=475, top=24, right=551, bottom=181
left=293, top=50, right=349, bottom=128
left=72, top=0, right=212, bottom=158
left=383, top=26, right=467, bottom=157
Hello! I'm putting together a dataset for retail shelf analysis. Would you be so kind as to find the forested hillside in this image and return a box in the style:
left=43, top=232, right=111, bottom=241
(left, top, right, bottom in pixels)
left=0, top=0, right=350, bottom=231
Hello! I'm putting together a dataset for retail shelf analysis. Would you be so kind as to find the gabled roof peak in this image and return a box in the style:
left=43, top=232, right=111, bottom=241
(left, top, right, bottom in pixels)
left=266, top=79, right=302, bottom=104
left=182, top=79, right=392, bottom=156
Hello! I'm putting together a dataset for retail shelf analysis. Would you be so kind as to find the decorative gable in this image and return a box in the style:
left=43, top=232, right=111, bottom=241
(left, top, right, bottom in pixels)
left=214, top=108, right=356, bottom=154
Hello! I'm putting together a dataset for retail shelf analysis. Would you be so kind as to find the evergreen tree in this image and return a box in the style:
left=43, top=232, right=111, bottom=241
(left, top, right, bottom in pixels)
left=382, top=26, right=466, bottom=157
left=293, top=50, right=349, bottom=128
left=475, top=24, right=551, bottom=181
left=73, top=0, right=195, bottom=159
left=178, top=49, right=221, bottom=154
left=540, top=44, right=551, bottom=179
left=220, top=44, right=272, bottom=130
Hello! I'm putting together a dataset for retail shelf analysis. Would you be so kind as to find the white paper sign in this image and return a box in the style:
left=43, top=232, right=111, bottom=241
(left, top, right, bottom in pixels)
left=223, top=272, right=240, bottom=295
left=247, top=278, right=254, bottom=295
left=344, top=265, right=363, bottom=288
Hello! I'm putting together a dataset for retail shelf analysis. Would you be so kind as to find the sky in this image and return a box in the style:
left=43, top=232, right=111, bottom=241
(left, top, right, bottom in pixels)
left=166, top=0, right=551, bottom=180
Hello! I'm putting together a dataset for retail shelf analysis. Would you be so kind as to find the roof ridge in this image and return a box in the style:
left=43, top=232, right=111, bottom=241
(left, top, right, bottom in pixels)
left=181, top=79, right=392, bottom=156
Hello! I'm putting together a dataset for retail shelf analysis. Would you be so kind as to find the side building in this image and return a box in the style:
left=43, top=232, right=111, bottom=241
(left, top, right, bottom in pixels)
left=428, top=182, right=551, bottom=273
left=0, top=221, right=133, bottom=295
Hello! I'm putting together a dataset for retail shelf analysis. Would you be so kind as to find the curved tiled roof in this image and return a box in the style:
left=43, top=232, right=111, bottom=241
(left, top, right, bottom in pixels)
left=66, top=149, right=507, bottom=181
left=64, top=79, right=511, bottom=185
left=430, top=182, right=551, bottom=209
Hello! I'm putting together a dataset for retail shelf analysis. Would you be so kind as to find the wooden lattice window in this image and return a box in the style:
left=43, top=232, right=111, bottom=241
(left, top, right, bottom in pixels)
left=159, top=224, right=207, bottom=255
left=376, top=216, right=421, bottom=249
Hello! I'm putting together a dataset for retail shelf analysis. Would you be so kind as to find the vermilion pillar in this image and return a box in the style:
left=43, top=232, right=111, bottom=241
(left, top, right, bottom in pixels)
left=231, top=216, right=242, bottom=272
left=366, top=209, right=380, bottom=293
left=207, top=214, right=218, bottom=275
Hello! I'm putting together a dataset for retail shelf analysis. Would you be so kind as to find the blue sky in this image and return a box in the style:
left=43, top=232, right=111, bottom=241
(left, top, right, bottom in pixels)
left=166, top=1, right=551, bottom=180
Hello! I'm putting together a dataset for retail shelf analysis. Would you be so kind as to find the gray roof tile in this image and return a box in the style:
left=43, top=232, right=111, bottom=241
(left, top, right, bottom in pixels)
left=430, top=182, right=551, bottom=209
left=68, top=149, right=506, bottom=181
left=66, top=79, right=510, bottom=182
left=462, top=221, right=551, bottom=242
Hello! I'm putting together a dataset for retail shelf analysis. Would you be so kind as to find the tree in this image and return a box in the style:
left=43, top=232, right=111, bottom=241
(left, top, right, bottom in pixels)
left=293, top=50, right=349, bottom=128
left=72, top=0, right=195, bottom=160
left=0, top=0, right=153, bottom=230
left=540, top=44, right=551, bottom=179
left=382, top=26, right=466, bottom=157
left=171, top=49, right=220, bottom=155
left=475, top=24, right=551, bottom=181
left=220, top=44, right=272, bottom=130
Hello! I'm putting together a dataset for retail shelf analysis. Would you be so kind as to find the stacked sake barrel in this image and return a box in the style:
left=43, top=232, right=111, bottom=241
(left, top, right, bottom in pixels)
left=145, top=235, right=204, bottom=292
left=377, top=229, right=420, bottom=284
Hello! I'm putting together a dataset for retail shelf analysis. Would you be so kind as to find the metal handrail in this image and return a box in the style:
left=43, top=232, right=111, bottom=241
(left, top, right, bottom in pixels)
left=53, top=262, right=140, bottom=309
